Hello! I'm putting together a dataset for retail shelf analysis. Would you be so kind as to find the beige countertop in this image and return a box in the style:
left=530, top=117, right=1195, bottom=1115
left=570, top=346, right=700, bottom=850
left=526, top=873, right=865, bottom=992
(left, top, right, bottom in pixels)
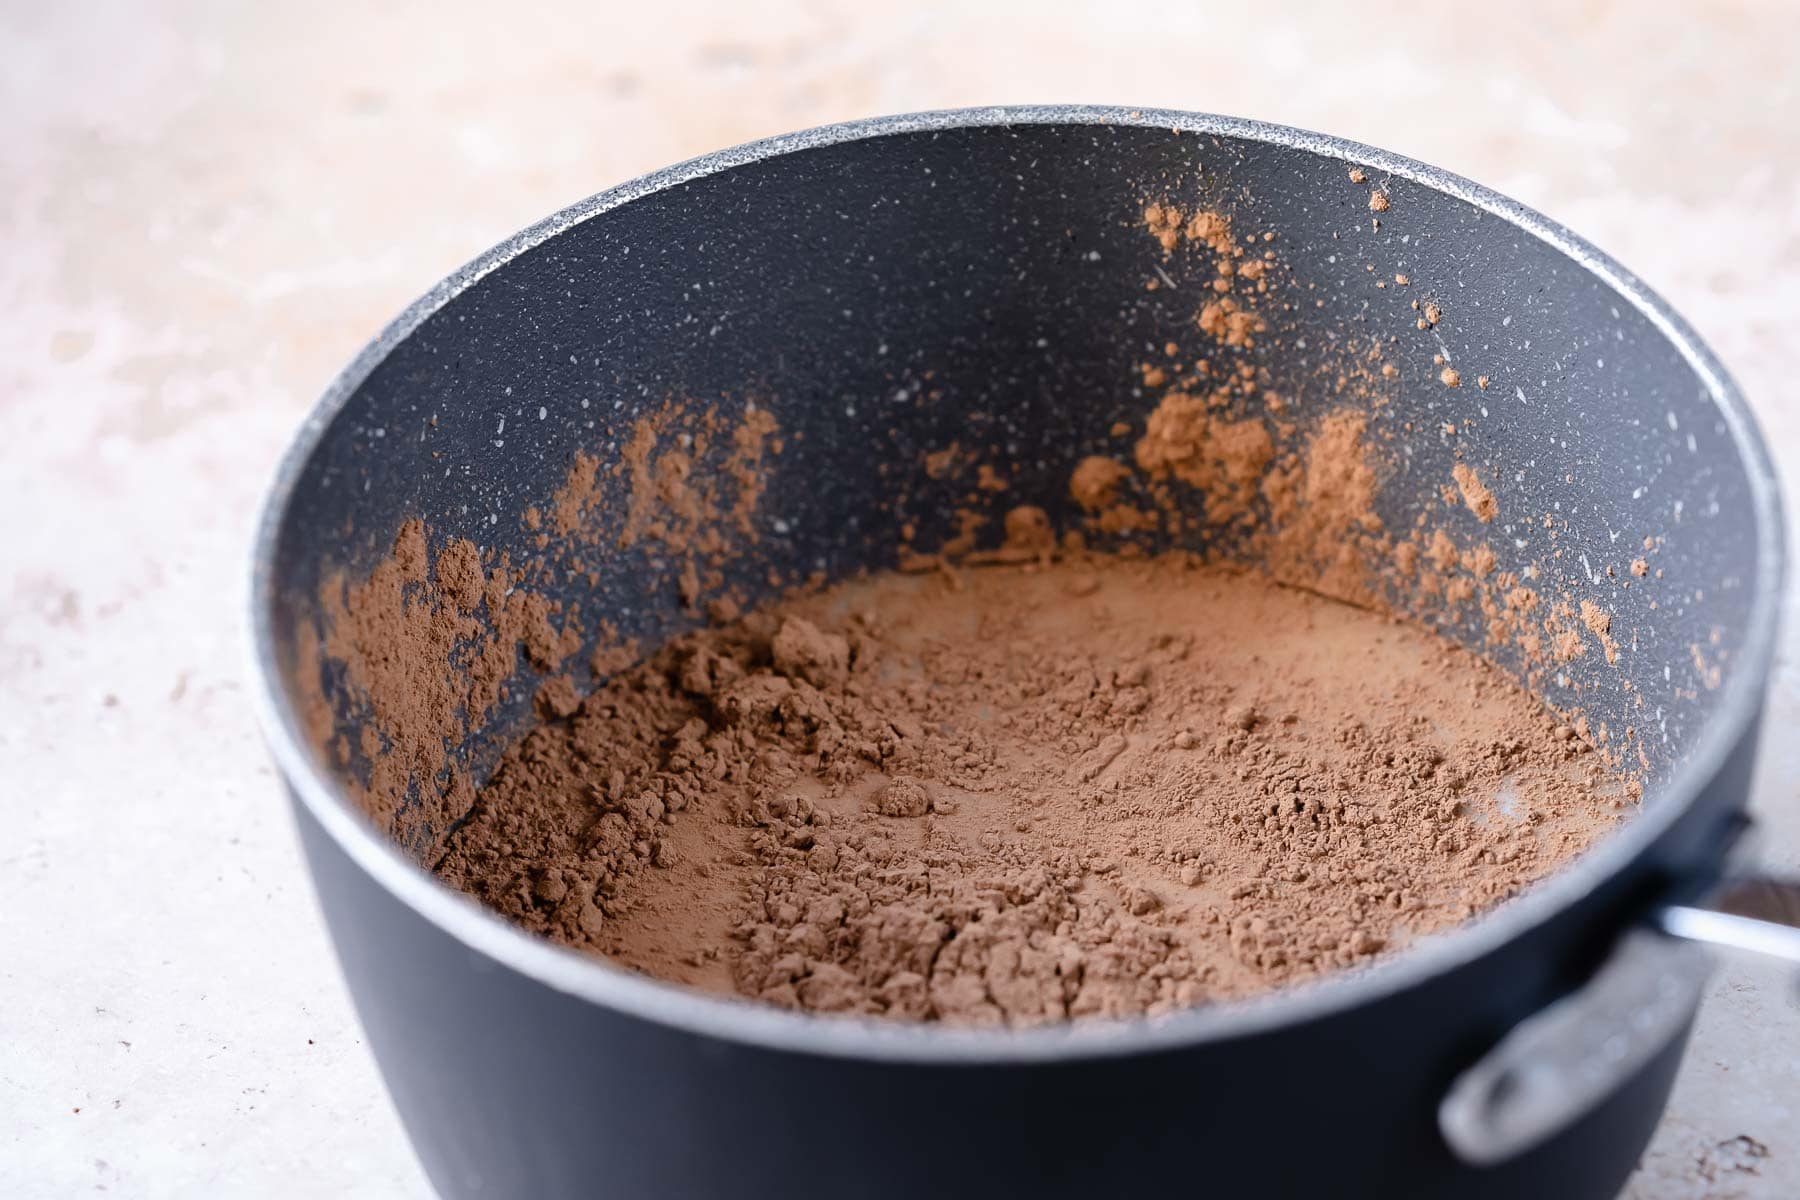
left=4, top=2, right=1796, bottom=1195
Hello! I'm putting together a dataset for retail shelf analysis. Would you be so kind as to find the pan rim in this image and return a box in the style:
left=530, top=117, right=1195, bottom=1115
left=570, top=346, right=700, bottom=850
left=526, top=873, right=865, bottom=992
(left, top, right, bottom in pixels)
left=247, top=104, right=1786, bottom=1064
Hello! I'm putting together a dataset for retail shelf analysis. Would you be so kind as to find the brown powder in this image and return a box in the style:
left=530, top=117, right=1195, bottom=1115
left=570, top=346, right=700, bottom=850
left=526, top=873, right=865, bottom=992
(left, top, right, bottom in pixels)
left=1582, top=600, right=1621, bottom=666
left=297, top=397, right=786, bottom=854
left=1143, top=202, right=1184, bottom=254
left=310, top=521, right=581, bottom=853
left=1068, top=454, right=1155, bottom=533
left=435, top=551, right=1621, bottom=1025
left=1184, top=210, right=1233, bottom=256
left=1140, top=203, right=1269, bottom=348
left=1069, top=455, right=1131, bottom=511
left=1453, top=463, right=1498, bottom=522
left=1197, top=299, right=1264, bottom=348
left=1134, top=393, right=1274, bottom=527
left=1077, top=245, right=1632, bottom=703
left=1260, top=411, right=1383, bottom=603
left=555, top=400, right=781, bottom=563
left=435, top=539, right=485, bottom=612
left=549, top=452, right=603, bottom=537
left=1112, top=193, right=1620, bottom=693
left=727, top=407, right=782, bottom=534
left=923, top=444, right=964, bottom=480
left=1547, top=601, right=1589, bottom=663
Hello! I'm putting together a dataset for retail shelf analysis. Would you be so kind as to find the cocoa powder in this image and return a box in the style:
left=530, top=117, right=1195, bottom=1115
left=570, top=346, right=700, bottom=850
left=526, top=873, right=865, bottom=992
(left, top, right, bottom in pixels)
left=433, top=549, right=1620, bottom=1025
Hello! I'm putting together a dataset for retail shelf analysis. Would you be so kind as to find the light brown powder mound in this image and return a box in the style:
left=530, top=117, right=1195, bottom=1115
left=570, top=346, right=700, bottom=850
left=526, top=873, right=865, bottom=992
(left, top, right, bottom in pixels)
left=434, top=553, right=1626, bottom=1026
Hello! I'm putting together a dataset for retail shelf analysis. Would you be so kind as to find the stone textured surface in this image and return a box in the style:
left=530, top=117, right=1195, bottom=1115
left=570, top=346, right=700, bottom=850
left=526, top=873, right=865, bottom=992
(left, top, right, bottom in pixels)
left=3, top=2, right=1795, bottom=1196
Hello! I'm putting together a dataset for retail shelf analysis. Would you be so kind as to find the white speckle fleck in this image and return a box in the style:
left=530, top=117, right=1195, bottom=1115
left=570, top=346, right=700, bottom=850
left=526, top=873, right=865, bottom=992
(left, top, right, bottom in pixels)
left=538, top=406, right=547, bottom=420
left=496, top=417, right=506, bottom=435
left=1632, top=487, right=1643, bottom=499
left=1666, top=411, right=1679, bottom=431
left=772, top=518, right=790, bottom=534
left=1686, top=433, right=1697, bottom=453
left=492, top=439, right=504, bottom=448
left=1516, top=387, right=1528, bottom=404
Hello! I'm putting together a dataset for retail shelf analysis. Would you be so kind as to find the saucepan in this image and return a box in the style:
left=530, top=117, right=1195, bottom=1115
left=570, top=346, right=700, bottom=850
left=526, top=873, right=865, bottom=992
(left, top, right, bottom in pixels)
left=250, top=107, right=1796, bottom=1198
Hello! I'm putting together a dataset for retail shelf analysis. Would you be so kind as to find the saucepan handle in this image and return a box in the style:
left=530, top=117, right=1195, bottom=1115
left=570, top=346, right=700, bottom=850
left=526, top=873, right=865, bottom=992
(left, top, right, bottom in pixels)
left=1656, top=876, right=1800, bottom=962
left=1438, top=875, right=1800, bottom=1167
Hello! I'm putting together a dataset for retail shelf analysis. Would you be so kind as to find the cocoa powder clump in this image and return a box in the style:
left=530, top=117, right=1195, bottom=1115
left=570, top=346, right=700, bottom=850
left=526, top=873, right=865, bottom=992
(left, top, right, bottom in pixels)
left=1453, top=463, right=1498, bottom=522
left=1134, top=393, right=1274, bottom=526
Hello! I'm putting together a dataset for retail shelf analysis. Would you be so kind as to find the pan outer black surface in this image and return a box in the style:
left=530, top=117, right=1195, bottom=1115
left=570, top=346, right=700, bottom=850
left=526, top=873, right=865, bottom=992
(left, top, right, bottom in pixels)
left=252, top=108, right=1783, bottom=1199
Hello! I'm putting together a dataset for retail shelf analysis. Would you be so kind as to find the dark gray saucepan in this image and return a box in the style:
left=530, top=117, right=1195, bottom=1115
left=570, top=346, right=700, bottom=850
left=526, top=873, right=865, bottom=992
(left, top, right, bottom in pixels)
left=250, top=107, right=1794, bottom=1199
